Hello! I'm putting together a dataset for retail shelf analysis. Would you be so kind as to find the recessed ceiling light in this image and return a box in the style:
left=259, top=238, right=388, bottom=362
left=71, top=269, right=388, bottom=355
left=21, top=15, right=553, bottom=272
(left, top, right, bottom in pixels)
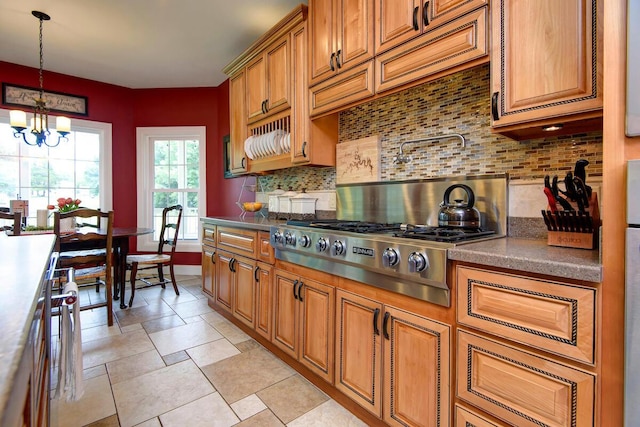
left=542, top=124, right=564, bottom=132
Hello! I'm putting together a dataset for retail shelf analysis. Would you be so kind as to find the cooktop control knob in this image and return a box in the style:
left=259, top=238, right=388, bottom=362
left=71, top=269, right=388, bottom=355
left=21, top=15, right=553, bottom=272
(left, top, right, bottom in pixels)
left=284, top=232, right=296, bottom=246
left=408, top=252, right=428, bottom=273
left=382, top=248, right=399, bottom=268
left=316, top=237, right=329, bottom=252
left=273, top=231, right=284, bottom=245
left=298, top=235, right=312, bottom=248
left=331, top=240, right=345, bottom=256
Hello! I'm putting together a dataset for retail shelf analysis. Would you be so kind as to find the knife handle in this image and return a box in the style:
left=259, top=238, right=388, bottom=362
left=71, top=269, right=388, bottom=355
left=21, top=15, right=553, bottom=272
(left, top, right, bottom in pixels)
left=543, top=187, right=558, bottom=213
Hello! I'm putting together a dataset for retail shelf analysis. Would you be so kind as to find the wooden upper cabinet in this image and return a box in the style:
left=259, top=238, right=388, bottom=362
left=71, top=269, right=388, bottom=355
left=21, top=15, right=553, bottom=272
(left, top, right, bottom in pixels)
left=490, top=0, right=603, bottom=139
left=375, top=0, right=487, bottom=54
left=246, top=33, right=291, bottom=124
left=229, top=72, right=247, bottom=174
left=308, top=0, right=375, bottom=87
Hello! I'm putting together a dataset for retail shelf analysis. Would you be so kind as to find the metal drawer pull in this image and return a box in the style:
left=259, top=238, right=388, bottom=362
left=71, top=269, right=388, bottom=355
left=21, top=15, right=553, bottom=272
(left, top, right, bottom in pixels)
left=373, top=308, right=380, bottom=335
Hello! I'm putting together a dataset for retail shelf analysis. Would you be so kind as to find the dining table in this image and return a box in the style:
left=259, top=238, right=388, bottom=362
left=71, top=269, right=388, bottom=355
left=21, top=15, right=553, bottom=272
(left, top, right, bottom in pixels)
left=59, top=227, right=153, bottom=309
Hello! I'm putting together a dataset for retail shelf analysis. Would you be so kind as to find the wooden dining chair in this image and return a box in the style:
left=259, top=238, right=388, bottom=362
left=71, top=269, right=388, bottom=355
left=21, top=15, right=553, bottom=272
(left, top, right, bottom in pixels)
left=0, top=211, right=21, bottom=235
left=126, top=205, right=182, bottom=307
left=54, top=209, right=115, bottom=326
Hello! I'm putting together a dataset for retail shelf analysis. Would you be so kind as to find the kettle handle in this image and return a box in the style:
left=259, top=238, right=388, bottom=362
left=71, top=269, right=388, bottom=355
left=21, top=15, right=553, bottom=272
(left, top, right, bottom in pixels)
left=443, top=184, right=475, bottom=208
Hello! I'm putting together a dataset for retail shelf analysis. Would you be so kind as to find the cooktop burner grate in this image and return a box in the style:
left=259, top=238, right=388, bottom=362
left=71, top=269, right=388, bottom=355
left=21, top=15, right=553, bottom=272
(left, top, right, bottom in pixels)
left=287, top=220, right=402, bottom=233
left=394, top=226, right=495, bottom=242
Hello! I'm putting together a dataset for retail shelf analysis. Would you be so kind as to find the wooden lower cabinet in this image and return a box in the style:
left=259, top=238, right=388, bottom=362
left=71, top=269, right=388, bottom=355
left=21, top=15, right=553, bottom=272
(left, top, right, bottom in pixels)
left=457, top=330, right=595, bottom=427
left=201, top=244, right=215, bottom=297
left=335, top=289, right=451, bottom=426
left=273, top=269, right=335, bottom=383
left=215, top=249, right=257, bottom=329
left=255, top=262, right=273, bottom=340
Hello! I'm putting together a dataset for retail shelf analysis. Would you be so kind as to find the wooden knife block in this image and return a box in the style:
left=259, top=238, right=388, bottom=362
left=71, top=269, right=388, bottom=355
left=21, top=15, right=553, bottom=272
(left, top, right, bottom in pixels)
left=547, top=192, right=600, bottom=250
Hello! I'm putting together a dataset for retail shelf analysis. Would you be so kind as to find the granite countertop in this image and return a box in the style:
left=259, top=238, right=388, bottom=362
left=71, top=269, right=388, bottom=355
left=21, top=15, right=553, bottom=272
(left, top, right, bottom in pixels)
left=201, top=216, right=286, bottom=232
left=0, top=234, right=56, bottom=424
left=448, top=237, right=602, bottom=283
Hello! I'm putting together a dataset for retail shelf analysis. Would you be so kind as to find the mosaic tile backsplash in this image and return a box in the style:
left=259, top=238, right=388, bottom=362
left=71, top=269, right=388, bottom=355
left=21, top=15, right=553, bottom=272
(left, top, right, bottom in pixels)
left=259, top=63, right=603, bottom=192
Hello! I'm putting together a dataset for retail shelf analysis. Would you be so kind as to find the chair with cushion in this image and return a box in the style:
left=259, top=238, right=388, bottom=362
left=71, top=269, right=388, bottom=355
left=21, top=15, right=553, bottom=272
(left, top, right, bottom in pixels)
left=0, top=211, right=21, bottom=235
left=126, top=205, right=182, bottom=307
left=54, top=208, right=114, bottom=326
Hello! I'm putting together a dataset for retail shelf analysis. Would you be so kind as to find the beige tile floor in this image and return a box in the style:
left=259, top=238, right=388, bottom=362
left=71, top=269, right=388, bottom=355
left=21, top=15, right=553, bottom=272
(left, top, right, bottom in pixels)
left=50, top=275, right=367, bottom=427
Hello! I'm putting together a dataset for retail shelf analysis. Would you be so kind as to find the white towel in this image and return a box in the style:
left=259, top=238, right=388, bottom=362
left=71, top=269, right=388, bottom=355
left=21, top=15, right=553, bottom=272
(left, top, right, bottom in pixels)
left=55, top=281, right=84, bottom=401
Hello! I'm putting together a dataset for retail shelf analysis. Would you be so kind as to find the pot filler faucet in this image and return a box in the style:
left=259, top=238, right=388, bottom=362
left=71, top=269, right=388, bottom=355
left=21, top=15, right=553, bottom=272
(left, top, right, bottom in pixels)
left=393, top=133, right=466, bottom=164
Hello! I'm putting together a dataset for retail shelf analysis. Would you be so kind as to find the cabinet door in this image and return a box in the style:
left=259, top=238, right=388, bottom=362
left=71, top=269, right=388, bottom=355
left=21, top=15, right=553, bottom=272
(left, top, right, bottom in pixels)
left=298, top=278, right=335, bottom=384
left=383, top=305, right=450, bottom=427
left=265, top=34, right=291, bottom=113
left=309, top=0, right=337, bottom=85
left=375, top=6, right=488, bottom=94
left=337, top=0, right=375, bottom=72
left=255, top=262, right=273, bottom=341
left=233, top=256, right=257, bottom=329
left=375, top=0, right=421, bottom=53
left=246, top=55, right=267, bottom=122
left=201, top=245, right=216, bottom=297
left=491, top=0, right=602, bottom=129
left=215, top=251, right=234, bottom=313
left=272, top=270, right=299, bottom=359
left=457, top=330, right=595, bottom=427
left=229, top=71, right=247, bottom=174
left=335, top=289, right=383, bottom=416
left=292, top=22, right=310, bottom=165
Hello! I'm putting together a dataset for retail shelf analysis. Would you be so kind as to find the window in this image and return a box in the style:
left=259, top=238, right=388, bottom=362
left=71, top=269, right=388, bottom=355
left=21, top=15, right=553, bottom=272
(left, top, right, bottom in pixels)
left=0, top=109, right=113, bottom=223
left=136, top=126, right=206, bottom=253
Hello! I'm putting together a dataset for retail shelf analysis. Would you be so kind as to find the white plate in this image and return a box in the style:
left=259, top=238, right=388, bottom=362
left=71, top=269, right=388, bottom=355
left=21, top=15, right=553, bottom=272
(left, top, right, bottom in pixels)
left=244, top=135, right=254, bottom=160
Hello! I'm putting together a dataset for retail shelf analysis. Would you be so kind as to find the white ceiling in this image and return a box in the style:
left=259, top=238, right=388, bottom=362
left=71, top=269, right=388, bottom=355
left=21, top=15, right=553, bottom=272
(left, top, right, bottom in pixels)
left=0, top=0, right=307, bottom=89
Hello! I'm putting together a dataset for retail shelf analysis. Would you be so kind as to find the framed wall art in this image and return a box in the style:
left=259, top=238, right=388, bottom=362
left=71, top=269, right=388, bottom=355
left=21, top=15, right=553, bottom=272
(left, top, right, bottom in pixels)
left=2, top=83, right=88, bottom=116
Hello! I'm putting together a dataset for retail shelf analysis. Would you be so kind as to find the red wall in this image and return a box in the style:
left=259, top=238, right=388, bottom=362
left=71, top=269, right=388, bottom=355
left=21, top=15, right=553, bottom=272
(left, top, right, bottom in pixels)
left=0, top=61, right=243, bottom=265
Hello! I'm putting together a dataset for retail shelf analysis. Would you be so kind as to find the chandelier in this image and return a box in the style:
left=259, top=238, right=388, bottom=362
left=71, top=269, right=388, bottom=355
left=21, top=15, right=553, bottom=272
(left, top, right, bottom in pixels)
left=10, top=11, right=70, bottom=148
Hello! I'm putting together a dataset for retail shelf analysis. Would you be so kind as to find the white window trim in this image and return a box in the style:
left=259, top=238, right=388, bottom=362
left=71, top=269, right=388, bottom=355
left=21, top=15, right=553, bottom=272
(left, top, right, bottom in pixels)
left=0, top=108, right=113, bottom=211
left=136, top=126, right=206, bottom=253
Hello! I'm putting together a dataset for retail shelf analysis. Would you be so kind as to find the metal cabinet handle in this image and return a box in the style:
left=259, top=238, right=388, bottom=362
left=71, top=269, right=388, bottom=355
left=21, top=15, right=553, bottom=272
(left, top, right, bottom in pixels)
left=264, top=99, right=269, bottom=114
left=211, top=251, right=216, bottom=264
left=491, top=91, right=500, bottom=121
left=254, top=266, right=260, bottom=282
left=423, top=1, right=430, bottom=26
left=329, top=52, right=336, bottom=71
left=293, top=279, right=299, bottom=300
left=301, top=141, right=307, bottom=158
left=241, top=157, right=246, bottom=169
left=383, top=311, right=390, bottom=339
left=297, top=281, right=304, bottom=302
left=413, top=6, right=419, bottom=31
left=373, top=308, right=380, bottom=336
left=335, top=49, right=342, bottom=69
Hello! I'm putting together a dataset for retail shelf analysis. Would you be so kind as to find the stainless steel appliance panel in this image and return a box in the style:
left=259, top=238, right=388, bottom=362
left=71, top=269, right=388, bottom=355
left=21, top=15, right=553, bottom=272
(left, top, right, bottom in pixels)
left=625, top=228, right=640, bottom=426
left=627, top=0, right=640, bottom=136
left=336, top=174, right=508, bottom=235
left=628, top=160, right=640, bottom=225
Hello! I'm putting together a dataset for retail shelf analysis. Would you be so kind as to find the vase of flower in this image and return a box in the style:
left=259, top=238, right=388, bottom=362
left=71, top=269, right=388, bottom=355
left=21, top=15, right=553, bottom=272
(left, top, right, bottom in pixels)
left=48, top=197, right=82, bottom=232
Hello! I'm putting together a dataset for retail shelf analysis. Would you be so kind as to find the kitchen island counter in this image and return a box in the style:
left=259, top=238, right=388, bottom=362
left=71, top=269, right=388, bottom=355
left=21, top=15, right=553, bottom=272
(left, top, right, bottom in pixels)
left=0, top=234, right=56, bottom=426
left=448, top=237, right=601, bottom=283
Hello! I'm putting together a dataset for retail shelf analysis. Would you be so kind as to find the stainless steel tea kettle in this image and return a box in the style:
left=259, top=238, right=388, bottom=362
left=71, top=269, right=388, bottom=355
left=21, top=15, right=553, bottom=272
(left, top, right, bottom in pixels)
left=437, top=184, right=481, bottom=228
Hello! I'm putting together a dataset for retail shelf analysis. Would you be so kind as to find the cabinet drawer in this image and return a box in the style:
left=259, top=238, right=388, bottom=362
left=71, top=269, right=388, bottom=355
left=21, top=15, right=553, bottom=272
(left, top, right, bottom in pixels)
left=456, top=266, right=596, bottom=364
left=457, top=330, right=595, bottom=427
left=216, top=227, right=258, bottom=258
left=309, top=61, right=375, bottom=116
left=375, top=7, right=488, bottom=94
left=258, top=231, right=275, bottom=264
left=455, top=404, right=506, bottom=427
left=202, top=224, right=216, bottom=245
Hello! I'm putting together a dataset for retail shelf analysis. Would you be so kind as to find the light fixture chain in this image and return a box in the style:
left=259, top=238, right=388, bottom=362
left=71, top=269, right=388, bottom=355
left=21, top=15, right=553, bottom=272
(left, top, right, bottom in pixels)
left=38, top=15, right=44, bottom=97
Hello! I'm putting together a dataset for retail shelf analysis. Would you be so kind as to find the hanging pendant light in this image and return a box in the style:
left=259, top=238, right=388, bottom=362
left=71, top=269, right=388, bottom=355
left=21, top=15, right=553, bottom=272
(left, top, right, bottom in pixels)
left=10, top=11, right=70, bottom=148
